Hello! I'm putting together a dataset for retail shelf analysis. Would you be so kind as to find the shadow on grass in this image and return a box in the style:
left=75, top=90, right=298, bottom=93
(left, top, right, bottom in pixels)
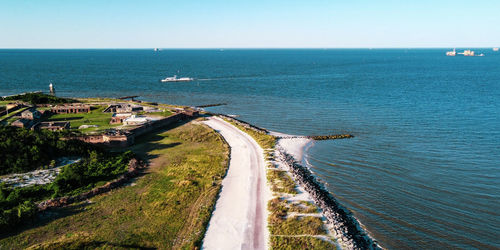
left=126, top=119, right=193, bottom=162
left=83, top=241, right=157, bottom=249
left=45, top=116, right=84, bottom=121
left=0, top=202, right=90, bottom=240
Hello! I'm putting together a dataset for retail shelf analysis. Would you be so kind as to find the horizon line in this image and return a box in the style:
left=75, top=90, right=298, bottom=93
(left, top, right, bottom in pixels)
left=0, top=47, right=498, bottom=50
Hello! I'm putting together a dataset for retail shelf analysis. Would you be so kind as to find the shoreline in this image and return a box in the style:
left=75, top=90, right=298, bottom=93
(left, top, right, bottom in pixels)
left=202, top=117, right=270, bottom=250
left=276, top=136, right=381, bottom=249
left=214, top=114, right=380, bottom=249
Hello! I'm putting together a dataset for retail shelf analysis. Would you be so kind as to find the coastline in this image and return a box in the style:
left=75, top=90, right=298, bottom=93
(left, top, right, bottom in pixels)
left=214, top=114, right=381, bottom=249
left=275, top=136, right=381, bottom=249
left=202, top=117, right=271, bottom=250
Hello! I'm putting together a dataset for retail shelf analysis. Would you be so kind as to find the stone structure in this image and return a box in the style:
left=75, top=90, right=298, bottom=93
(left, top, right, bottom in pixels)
left=110, top=113, right=132, bottom=124
left=103, top=103, right=143, bottom=113
left=51, top=104, right=90, bottom=114
left=21, top=108, right=41, bottom=120
left=123, top=115, right=150, bottom=125
left=34, top=121, right=70, bottom=131
left=11, top=119, right=32, bottom=128
left=277, top=149, right=381, bottom=250
left=175, top=108, right=199, bottom=117
left=68, top=130, right=133, bottom=147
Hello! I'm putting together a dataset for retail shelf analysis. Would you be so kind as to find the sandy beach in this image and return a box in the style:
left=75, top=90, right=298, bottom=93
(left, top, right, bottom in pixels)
left=202, top=117, right=271, bottom=250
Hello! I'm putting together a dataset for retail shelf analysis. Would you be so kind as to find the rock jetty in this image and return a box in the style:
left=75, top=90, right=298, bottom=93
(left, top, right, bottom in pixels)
left=276, top=148, right=381, bottom=250
left=307, top=134, right=354, bottom=140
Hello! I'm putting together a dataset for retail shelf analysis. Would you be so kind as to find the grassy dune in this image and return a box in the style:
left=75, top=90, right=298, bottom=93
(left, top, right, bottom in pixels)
left=0, top=121, right=229, bottom=249
left=219, top=116, right=335, bottom=249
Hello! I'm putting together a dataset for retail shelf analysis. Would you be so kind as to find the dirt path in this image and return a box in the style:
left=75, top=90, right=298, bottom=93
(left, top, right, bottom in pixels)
left=202, top=117, right=269, bottom=250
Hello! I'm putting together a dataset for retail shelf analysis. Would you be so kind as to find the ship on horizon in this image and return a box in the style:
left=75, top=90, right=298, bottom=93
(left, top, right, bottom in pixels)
left=447, top=49, right=482, bottom=57
left=446, top=48, right=456, bottom=56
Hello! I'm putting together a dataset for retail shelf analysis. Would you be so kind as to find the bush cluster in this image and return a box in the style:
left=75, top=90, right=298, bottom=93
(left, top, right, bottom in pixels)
left=0, top=127, right=134, bottom=233
left=0, top=126, right=93, bottom=175
left=1, top=92, right=75, bottom=105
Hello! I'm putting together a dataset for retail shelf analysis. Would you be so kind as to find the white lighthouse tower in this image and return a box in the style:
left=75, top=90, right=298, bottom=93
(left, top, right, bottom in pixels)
left=49, top=82, right=55, bottom=95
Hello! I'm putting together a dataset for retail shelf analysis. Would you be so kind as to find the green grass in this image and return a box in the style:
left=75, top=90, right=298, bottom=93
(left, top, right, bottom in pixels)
left=0, top=122, right=229, bottom=249
left=0, top=107, right=29, bottom=122
left=267, top=169, right=298, bottom=194
left=223, top=118, right=275, bottom=149
left=138, top=110, right=173, bottom=117
left=46, top=106, right=119, bottom=133
left=270, top=215, right=327, bottom=236
left=0, top=101, right=13, bottom=105
left=289, top=201, right=318, bottom=214
left=271, top=236, right=335, bottom=250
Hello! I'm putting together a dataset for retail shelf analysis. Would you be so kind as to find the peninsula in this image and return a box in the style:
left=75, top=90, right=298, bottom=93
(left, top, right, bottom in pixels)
left=0, top=92, right=375, bottom=249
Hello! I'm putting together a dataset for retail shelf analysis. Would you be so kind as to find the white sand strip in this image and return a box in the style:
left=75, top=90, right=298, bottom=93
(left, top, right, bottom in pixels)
left=202, top=117, right=270, bottom=250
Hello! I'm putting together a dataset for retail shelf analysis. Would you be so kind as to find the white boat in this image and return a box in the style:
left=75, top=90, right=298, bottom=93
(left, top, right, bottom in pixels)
left=161, top=75, right=194, bottom=82
left=493, top=48, right=499, bottom=52
left=446, top=48, right=456, bottom=56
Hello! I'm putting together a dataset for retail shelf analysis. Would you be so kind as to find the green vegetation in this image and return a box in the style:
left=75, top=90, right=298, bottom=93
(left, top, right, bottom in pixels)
left=0, top=107, right=29, bottom=122
left=290, top=201, right=318, bottom=213
left=267, top=169, right=298, bottom=194
left=223, top=118, right=275, bottom=149
left=222, top=115, right=334, bottom=249
left=270, top=215, right=327, bottom=235
left=0, top=151, right=133, bottom=234
left=268, top=197, right=318, bottom=217
left=1, top=93, right=75, bottom=105
left=0, top=126, right=95, bottom=175
left=271, top=236, right=335, bottom=250
left=46, top=105, right=119, bottom=132
left=0, top=122, right=230, bottom=249
left=52, top=151, right=134, bottom=197
left=138, top=109, right=173, bottom=117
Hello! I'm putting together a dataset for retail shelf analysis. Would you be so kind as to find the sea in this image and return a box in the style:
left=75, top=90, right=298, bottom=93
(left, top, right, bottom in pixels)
left=1, top=49, right=499, bottom=249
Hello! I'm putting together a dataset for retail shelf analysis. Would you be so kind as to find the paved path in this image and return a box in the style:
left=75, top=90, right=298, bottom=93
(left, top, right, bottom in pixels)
left=202, top=117, right=269, bottom=250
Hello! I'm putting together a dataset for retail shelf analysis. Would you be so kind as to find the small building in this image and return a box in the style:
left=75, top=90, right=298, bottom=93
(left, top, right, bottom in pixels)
left=104, top=103, right=143, bottom=113
left=35, top=121, right=70, bottom=131
left=51, top=104, right=91, bottom=114
left=11, top=119, right=32, bottom=128
left=176, top=108, right=199, bottom=117
left=123, top=115, right=150, bottom=126
left=21, top=108, right=41, bottom=120
left=110, top=113, right=132, bottom=124
left=103, top=131, right=134, bottom=147
left=67, top=130, right=133, bottom=147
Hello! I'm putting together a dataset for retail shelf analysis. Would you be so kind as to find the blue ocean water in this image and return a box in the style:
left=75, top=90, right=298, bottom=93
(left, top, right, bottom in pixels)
left=1, top=49, right=499, bottom=248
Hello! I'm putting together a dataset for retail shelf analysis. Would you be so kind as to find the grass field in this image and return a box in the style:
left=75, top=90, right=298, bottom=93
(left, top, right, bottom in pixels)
left=0, top=121, right=229, bottom=249
left=222, top=118, right=275, bottom=149
left=46, top=105, right=120, bottom=133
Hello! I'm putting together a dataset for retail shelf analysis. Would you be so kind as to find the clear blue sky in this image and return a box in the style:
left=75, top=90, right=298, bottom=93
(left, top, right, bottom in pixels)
left=1, top=0, right=499, bottom=48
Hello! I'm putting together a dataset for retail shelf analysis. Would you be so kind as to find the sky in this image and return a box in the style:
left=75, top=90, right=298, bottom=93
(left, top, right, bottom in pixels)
left=0, top=0, right=499, bottom=48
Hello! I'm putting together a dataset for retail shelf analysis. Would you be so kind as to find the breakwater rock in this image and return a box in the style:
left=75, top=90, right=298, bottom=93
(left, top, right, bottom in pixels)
left=213, top=114, right=270, bottom=134
left=196, top=103, right=227, bottom=108
left=307, top=134, right=354, bottom=140
left=276, top=148, right=380, bottom=250
left=37, top=158, right=146, bottom=211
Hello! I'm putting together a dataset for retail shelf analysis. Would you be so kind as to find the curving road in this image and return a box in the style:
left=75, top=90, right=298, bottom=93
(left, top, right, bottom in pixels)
left=202, top=117, right=269, bottom=250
